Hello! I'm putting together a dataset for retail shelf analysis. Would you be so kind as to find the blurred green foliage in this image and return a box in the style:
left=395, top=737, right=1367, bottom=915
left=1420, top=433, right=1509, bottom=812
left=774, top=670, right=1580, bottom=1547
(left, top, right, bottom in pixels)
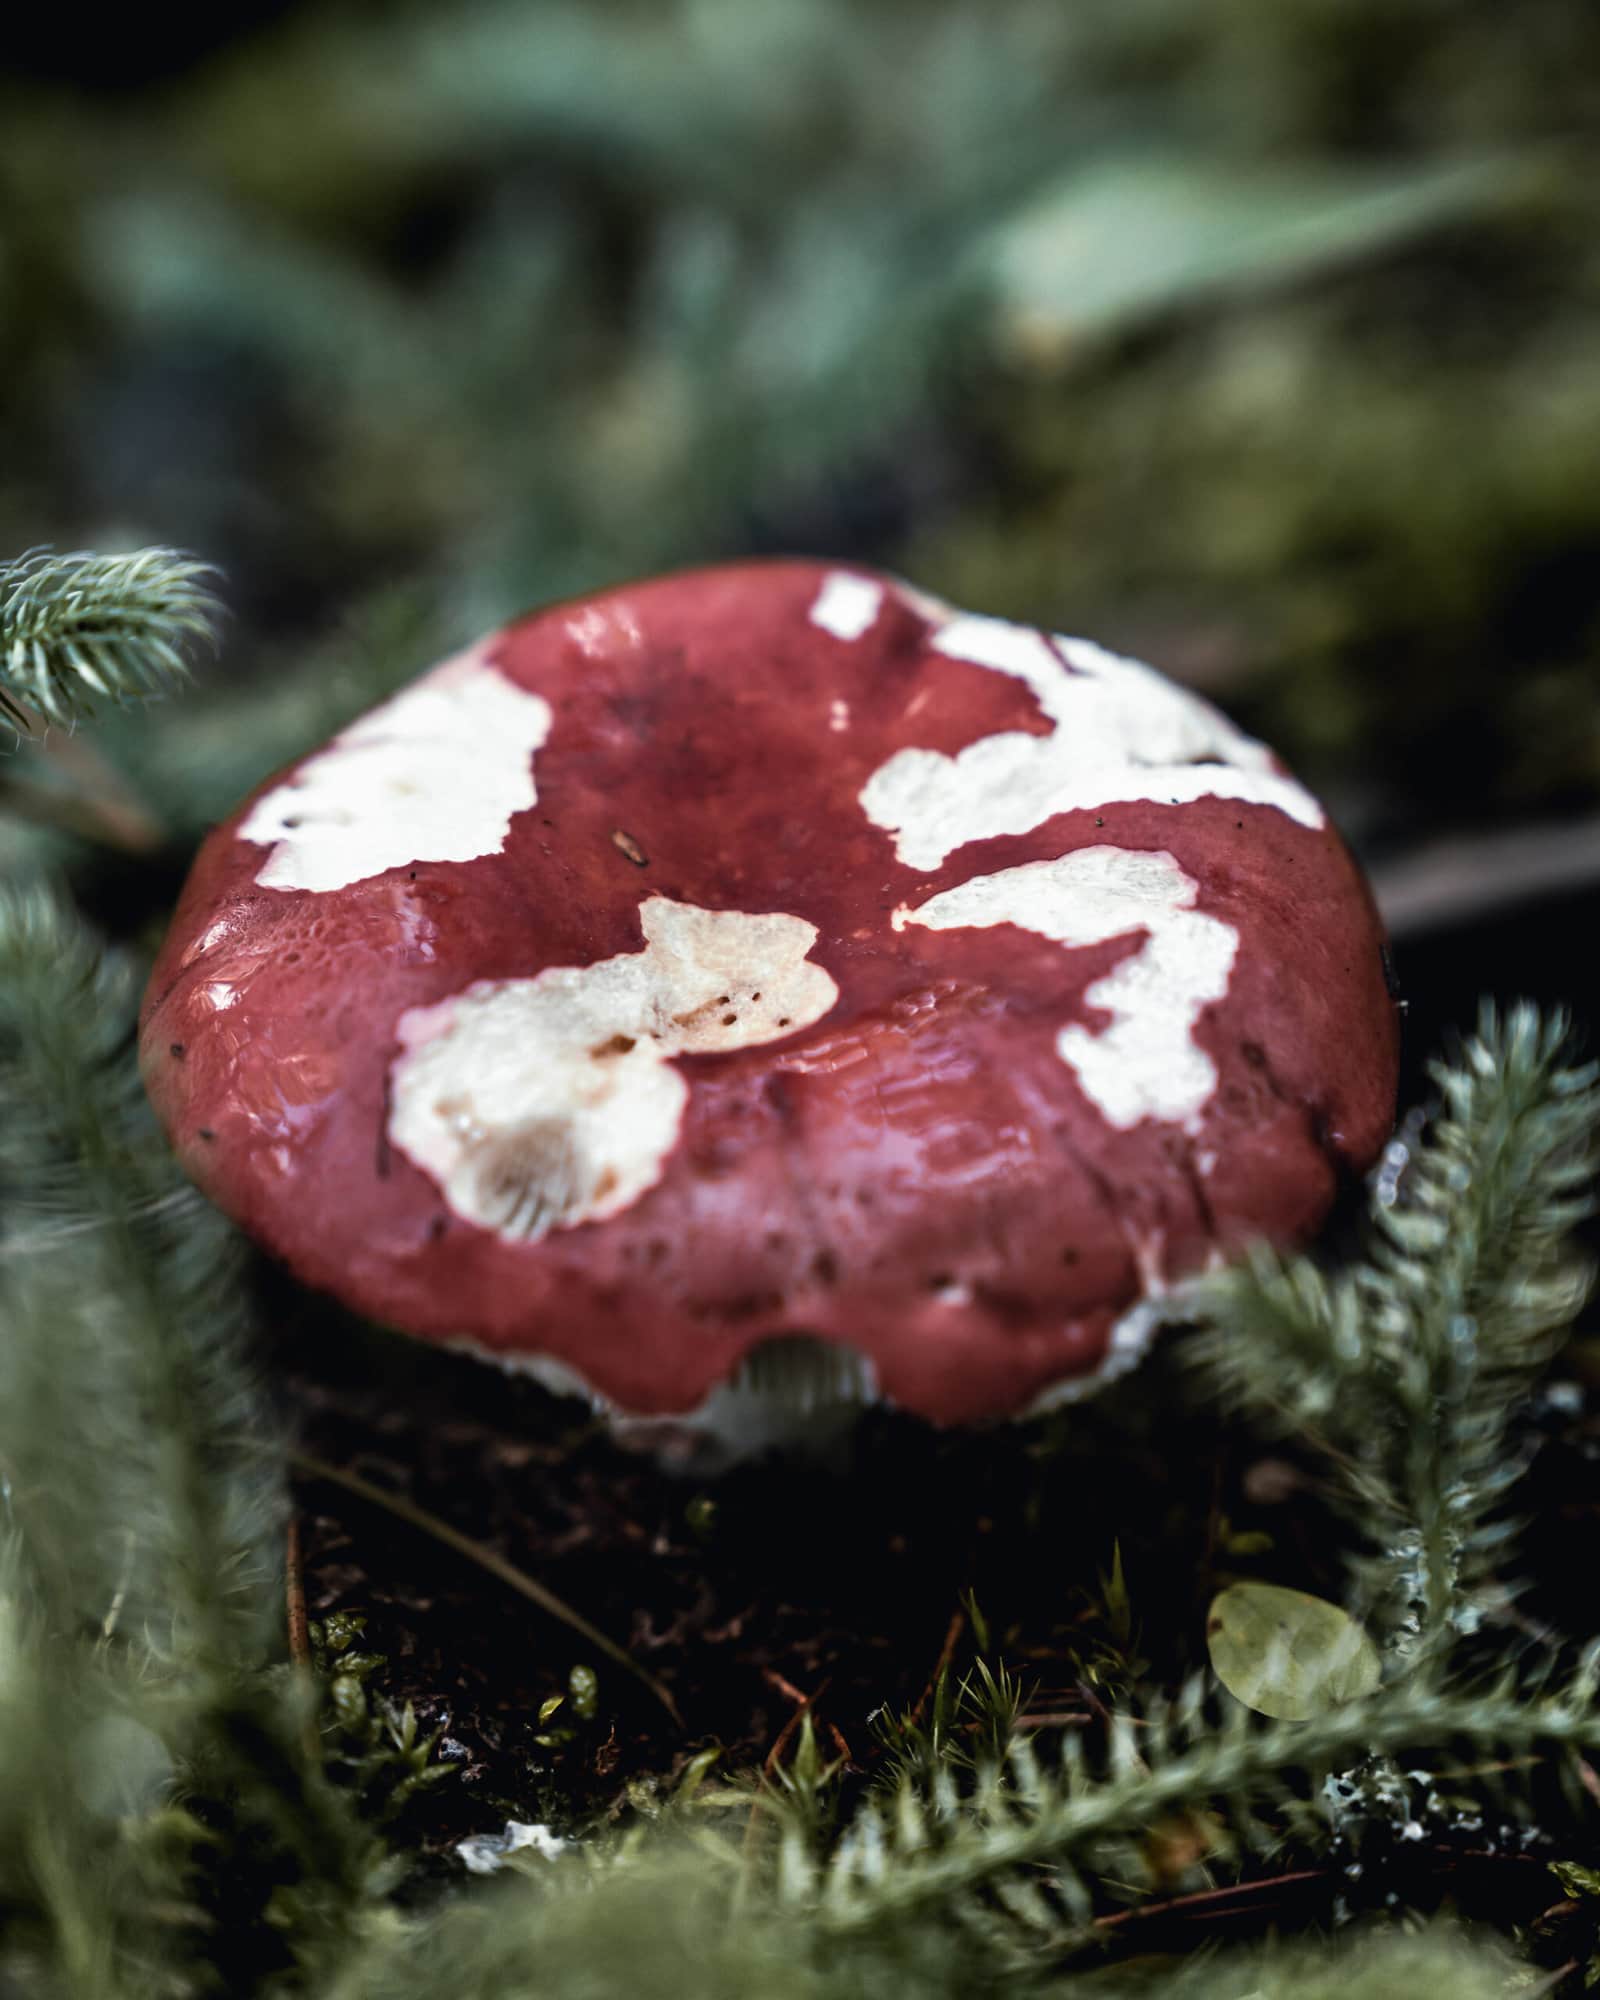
left=2, top=0, right=1598, bottom=845
left=4, top=15, right=1600, bottom=1987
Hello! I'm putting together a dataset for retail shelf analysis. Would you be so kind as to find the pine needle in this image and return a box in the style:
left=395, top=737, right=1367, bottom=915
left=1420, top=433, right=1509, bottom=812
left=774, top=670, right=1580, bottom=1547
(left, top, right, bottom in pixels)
left=0, top=547, right=222, bottom=733
left=0, top=881, right=282, bottom=1672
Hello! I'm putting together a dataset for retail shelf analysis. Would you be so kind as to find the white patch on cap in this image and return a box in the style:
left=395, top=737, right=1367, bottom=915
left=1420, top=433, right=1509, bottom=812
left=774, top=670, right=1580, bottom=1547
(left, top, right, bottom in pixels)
left=389, top=896, right=839, bottom=1241
left=897, top=846, right=1237, bottom=1129
left=808, top=571, right=884, bottom=642
left=860, top=610, right=1322, bottom=869
left=566, top=600, right=644, bottom=657
left=239, top=646, right=551, bottom=893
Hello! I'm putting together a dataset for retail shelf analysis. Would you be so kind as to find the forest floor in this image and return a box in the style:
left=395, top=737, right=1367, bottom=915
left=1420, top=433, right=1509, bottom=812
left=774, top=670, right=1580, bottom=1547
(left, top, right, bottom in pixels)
left=257, top=880, right=1600, bottom=1975
left=276, top=1286, right=1600, bottom=1963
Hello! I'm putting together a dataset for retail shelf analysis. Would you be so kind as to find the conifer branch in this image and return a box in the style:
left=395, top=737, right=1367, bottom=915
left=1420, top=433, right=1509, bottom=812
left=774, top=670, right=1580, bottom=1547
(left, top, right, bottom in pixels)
left=808, top=1671, right=1600, bottom=1949
left=0, top=884, right=395, bottom=1989
left=0, top=882, right=277, bottom=1673
left=0, top=547, right=221, bottom=733
left=1192, top=1002, right=1600, bottom=1671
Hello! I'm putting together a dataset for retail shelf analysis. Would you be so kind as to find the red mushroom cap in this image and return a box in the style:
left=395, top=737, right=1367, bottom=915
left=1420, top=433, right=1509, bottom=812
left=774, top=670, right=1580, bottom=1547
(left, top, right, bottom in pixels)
left=141, top=561, right=1398, bottom=1425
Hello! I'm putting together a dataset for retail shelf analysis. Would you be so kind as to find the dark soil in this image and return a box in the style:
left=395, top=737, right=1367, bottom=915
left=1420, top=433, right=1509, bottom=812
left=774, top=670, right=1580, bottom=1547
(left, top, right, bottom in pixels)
left=275, top=1282, right=1600, bottom=1965
left=279, top=1292, right=1237, bottom=1866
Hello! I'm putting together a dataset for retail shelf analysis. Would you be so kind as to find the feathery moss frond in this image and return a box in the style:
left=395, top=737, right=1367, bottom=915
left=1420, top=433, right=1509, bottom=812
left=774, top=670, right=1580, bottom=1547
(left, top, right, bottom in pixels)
left=1193, top=1001, right=1600, bottom=1671
left=322, top=1673, right=1594, bottom=1998
left=807, top=1670, right=1600, bottom=1957
left=1369, top=1002, right=1600, bottom=1664
left=320, top=1858, right=1525, bottom=2000
left=0, top=547, right=221, bottom=733
left=0, top=880, right=278, bottom=1669
left=0, top=882, right=399, bottom=1992
left=1151, top=1924, right=1520, bottom=2000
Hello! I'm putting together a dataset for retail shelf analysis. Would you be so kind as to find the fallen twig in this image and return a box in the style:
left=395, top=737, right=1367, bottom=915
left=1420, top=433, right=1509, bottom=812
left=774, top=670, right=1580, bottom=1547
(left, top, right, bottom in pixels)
left=1372, top=812, right=1600, bottom=938
left=905, top=1606, right=966, bottom=1734
left=285, top=1514, right=311, bottom=1672
left=1092, top=1868, right=1330, bottom=1933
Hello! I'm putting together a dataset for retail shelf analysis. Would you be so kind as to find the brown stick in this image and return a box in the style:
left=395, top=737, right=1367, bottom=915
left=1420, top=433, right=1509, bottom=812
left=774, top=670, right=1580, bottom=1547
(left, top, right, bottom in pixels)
left=285, top=1514, right=311, bottom=1670
left=759, top=1667, right=853, bottom=1769
left=283, top=1513, right=320, bottom=1765
left=824, top=1717, right=855, bottom=1766
left=763, top=1684, right=825, bottom=1781
left=1372, top=813, right=1600, bottom=939
left=38, top=728, right=166, bottom=850
left=1, top=708, right=167, bottom=853
left=760, top=1667, right=812, bottom=1712
left=1092, top=1867, right=1330, bottom=1933
left=905, top=1606, right=966, bottom=1733
left=737, top=1675, right=829, bottom=1869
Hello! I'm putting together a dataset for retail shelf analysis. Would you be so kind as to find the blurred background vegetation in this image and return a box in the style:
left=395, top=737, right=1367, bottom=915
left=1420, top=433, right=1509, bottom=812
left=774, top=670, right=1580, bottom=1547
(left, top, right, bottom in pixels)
left=5, top=15, right=1600, bottom=1987
left=2, top=0, right=1598, bottom=1038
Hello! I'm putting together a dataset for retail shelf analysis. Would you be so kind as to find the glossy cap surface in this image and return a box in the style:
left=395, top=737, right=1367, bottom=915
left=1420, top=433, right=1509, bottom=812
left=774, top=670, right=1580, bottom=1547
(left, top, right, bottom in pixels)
left=142, top=562, right=1399, bottom=1421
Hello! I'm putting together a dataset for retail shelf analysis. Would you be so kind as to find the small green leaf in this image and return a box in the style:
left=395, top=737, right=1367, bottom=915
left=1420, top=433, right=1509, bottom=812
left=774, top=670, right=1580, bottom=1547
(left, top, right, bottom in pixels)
left=1552, top=1858, right=1600, bottom=1901
left=569, top=1663, right=599, bottom=1720
left=319, top=1610, right=367, bottom=1654
left=1206, top=1582, right=1380, bottom=1720
left=675, top=1745, right=722, bottom=1803
left=684, top=1493, right=718, bottom=1538
left=1099, top=1541, right=1132, bottom=1643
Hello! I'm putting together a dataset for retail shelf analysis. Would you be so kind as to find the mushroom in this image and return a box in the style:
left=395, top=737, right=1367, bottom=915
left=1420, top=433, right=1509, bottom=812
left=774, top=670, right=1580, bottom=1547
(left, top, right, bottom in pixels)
left=141, top=561, right=1398, bottom=1455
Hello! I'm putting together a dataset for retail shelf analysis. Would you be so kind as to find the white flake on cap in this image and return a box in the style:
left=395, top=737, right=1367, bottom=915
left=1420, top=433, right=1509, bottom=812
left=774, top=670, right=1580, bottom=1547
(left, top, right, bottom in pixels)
left=860, top=610, right=1323, bottom=869
left=566, top=600, right=644, bottom=658
left=389, top=896, right=839, bottom=1241
left=808, top=571, right=884, bottom=642
left=239, top=646, right=551, bottom=893
left=897, top=846, right=1237, bottom=1130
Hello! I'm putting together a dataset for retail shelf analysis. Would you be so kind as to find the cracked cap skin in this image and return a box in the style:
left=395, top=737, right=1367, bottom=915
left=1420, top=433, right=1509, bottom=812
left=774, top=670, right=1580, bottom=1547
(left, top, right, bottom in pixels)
left=141, top=560, right=1400, bottom=1425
